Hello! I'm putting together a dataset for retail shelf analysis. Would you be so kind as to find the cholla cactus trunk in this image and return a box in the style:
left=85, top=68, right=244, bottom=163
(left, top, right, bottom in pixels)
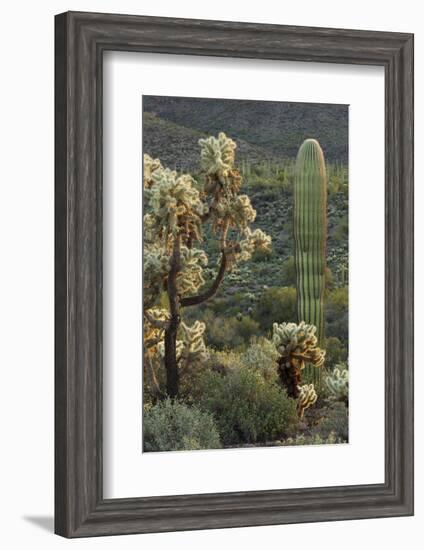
left=294, top=139, right=327, bottom=387
left=163, top=236, right=181, bottom=397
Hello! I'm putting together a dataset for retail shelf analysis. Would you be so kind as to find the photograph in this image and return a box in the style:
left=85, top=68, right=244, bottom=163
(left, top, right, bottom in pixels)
left=142, top=95, right=349, bottom=452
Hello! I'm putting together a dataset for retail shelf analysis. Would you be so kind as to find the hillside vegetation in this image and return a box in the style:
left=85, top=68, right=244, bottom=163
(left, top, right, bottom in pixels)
left=144, top=95, right=348, bottom=163
left=142, top=99, right=349, bottom=451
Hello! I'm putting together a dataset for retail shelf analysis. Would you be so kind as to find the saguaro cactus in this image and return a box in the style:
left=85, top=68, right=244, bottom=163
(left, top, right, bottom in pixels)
left=293, top=139, right=327, bottom=386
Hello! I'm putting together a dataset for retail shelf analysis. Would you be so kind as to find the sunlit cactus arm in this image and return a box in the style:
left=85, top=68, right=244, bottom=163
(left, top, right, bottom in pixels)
left=143, top=154, right=164, bottom=189
left=199, top=132, right=237, bottom=184
left=272, top=321, right=325, bottom=368
left=143, top=307, right=170, bottom=353
left=324, top=366, right=349, bottom=403
left=176, top=246, right=208, bottom=297
left=143, top=246, right=170, bottom=309
left=297, top=384, right=318, bottom=419
left=179, top=321, right=209, bottom=364
left=180, top=215, right=230, bottom=307
left=158, top=320, right=208, bottom=366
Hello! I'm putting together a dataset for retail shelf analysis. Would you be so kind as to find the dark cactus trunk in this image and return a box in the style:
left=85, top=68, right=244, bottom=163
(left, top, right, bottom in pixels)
left=164, top=236, right=181, bottom=398
left=164, top=316, right=179, bottom=398
left=277, top=357, right=302, bottom=399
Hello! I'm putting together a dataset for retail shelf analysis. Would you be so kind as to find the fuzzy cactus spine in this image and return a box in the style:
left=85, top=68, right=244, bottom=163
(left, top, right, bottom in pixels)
left=293, top=139, right=327, bottom=386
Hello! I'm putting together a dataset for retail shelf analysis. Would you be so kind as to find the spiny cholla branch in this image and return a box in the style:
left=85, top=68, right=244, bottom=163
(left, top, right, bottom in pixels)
left=272, top=322, right=325, bottom=416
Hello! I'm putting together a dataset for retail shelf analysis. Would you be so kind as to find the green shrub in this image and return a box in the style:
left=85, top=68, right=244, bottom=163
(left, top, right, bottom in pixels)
left=323, top=336, right=347, bottom=368
left=281, top=256, right=297, bottom=286
left=253, top=286, right=297, bottom=333
left=240, top=337, right=279, bottom=382
left=333, top=214, right=348, bottom=241
left=143, top=399, right=221, bottom=452
left=325, top=286, right=349, bottom=344
left=280, top=432, right=344, bottom=446
left=313, top=402, right=348, bottom=442
left=198, top=367, right=298, bottom=445
left=201, top=311, right=259, bottom=350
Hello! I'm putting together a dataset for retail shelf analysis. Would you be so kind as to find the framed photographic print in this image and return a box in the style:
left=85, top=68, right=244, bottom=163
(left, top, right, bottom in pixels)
left=55, top=11, right=414, bottom=538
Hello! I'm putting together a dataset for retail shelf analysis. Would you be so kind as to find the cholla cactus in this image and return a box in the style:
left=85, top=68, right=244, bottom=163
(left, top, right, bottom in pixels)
left=297, top=384, right=318, bottom=419
left=324, top=366, right=349, bottom=403
left=143, top=154, right=163, bottom=188
left=237, top=228, right=272, bottom=264
left=272, top=321, right=325, bottom=401
left=143, top=135, right=270, bottom=397
left=217, top=194, right=256, bottom=229
left=145, top=166, right=204, bottom=240
left=176, top=247, right=208, bottom=297
left=144, top=307, right=170, bottom=354
left=144, top=246, right=170, bottom=309
left=179, top=321, right=209, bottom=364
left=272, top=321, right=326, bottom=370
left=158, top=321, right=208, bottom=365
left=199, top=132, right=237, bottom=184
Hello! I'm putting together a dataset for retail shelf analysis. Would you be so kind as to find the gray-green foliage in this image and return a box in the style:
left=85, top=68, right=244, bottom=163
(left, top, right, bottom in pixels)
left=325, top=286, right=349, bottom=344
left=314, top=401, right=348, bottom=442
left=143, top=398, right=221, bottom=452
left=198, top=366, right=298, bottom=445
left=324, top=365, right=349, bottom=403
left=240, top=337, right=279, bottom=382
left=199, top=310, right=260, bottom=350
left=279, top=431, right=344, bottom=446
left=253, top=286, right=297, bottom=332
left=324, top=336, right=347, bottom=368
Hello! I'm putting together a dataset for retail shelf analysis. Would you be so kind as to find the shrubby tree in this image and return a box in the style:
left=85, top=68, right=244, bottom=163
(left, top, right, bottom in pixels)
left=144, top=133, right=271, bottom=397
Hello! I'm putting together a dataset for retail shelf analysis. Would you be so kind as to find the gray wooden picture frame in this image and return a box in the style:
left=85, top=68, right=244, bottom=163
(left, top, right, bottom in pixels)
left=55, top=11, right=414, bottom=538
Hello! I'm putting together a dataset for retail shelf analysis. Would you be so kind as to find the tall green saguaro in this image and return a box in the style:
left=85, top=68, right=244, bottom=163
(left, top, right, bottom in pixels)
left=293, top=139, right=327, bottom=386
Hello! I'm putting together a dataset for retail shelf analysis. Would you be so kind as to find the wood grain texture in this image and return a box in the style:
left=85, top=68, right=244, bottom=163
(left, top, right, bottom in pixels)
left=54, top=11, right=414, bottom=538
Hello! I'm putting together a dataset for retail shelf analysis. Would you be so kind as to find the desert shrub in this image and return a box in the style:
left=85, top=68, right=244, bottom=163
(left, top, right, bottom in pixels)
left=279, top=432, right=343, bottom=446
left=325, top=286, right=349, bottom=344
left=236, top=315, right=261, bottom=341
left=281, top=256, right=297, bottom=286
left=323, top=336, right=347, bottom=368
left=198, top=367, right=298, bottom=445
left=313, top=402, right=348, bottom=442
left=143, top=398, right=221, bottom=452
left=253, top=286, right=297, bottom=333
left=326, top=286, right=349, bottom=312
left=207, top=348, right=244, bottom=373
left=333, top=214, right=348, bottom=241
left=240, top=337, right=279, bottom=382
left=201, top=311, right=259, bottom=350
